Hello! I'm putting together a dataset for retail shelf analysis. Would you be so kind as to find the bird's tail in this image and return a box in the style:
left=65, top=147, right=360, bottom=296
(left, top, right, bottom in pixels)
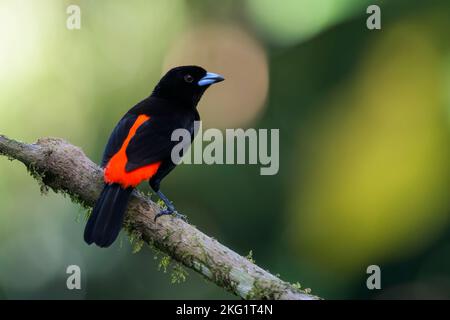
left=84, top=183, right=133, bottom=247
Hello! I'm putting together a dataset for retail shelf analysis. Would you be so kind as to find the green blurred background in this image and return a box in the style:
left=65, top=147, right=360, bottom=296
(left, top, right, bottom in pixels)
left=1, top=0, right=450, bottom=299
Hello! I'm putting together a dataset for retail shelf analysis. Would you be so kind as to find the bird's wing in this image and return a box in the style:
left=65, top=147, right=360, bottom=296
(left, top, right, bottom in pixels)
left=101, top=113, right=137, bottom=168
left=125, top=114, right=186, bottom=172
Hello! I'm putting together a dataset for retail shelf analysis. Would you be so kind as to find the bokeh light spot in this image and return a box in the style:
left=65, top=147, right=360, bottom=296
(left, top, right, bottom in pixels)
left=245, top=0, right=371, bottom=46
left=163, top=24, right=269, bottom=128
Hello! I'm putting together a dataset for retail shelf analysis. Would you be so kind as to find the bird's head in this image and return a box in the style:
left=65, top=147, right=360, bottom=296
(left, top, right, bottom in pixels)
left=152, top=65, right=224, bottom=108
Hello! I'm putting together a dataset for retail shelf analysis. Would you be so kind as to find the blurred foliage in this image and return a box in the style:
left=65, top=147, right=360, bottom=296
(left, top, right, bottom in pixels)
left=0, top=0, right=450, bottom=299
left=292, top=18, right=450, bottom=274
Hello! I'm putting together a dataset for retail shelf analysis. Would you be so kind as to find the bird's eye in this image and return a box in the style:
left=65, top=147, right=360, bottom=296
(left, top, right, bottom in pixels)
left=184, top=74, right=194, bottom=83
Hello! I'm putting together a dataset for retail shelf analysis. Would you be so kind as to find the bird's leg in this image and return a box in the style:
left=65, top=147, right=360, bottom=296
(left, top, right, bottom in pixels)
left=154, top=190, right=187, bottom=222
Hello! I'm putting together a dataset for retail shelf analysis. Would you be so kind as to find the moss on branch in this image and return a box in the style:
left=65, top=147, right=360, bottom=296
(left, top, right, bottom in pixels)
left=0, top=134, right=320, bottom=300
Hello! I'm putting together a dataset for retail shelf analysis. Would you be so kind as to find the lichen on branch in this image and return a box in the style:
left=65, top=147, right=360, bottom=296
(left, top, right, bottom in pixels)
left=0, top=134, right=319, bottom=300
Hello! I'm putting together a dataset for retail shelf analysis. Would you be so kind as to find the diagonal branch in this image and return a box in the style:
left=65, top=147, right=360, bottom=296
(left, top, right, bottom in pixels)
left=0, top=134, right=319, bottom=300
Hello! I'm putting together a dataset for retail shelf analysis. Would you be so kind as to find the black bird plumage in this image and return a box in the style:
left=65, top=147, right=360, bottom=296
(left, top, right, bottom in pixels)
left=84, top=66, right=224, bottom=247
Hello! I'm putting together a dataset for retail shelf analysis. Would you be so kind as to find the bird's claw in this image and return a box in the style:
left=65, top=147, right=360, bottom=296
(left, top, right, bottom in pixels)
left=154, top=209, right=188, bottom=222
left=173, top=212, right=188, bottom=222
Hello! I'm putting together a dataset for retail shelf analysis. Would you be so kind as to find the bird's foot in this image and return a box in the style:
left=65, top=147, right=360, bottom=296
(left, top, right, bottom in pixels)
left=154, top=208, right=188, bottom=222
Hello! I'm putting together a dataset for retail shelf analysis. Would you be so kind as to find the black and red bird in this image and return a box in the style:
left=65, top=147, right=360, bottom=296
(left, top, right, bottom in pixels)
left=84, top=66, right=224, bottom=247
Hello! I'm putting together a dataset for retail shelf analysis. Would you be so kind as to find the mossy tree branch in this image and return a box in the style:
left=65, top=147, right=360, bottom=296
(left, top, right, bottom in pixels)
left=0, top=134, right=319, bottom=300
